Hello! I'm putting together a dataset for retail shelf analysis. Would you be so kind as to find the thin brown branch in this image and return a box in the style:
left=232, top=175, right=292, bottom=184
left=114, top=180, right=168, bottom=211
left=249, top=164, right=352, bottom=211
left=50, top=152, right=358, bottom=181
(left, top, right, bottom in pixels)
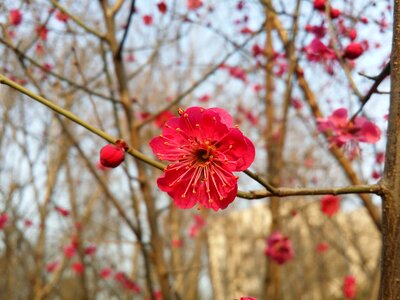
left=237, top=183, right=382, bottom=199
left=244, top=170, right=278, bottom=194
left=350, top=61, right=391, bottom=121
left=116, top=0, right=136, bottom=60
left=50, top=0, right=105, bottom=39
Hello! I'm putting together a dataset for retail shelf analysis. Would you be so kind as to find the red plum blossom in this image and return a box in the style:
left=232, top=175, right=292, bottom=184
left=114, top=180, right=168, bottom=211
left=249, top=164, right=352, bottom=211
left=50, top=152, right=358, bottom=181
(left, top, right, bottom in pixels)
left=264, top=231, right=294, bottom=265
left=150, top=107, right=255, bottom=210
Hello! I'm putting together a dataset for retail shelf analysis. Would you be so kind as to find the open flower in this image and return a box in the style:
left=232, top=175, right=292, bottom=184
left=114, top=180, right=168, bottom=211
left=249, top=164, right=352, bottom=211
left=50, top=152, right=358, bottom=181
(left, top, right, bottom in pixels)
left=264, top=232, right=294, bottom=265
left=305, top=24, right=327, bottom=38
left=317, top=108, right=381, bottom=149
left=304, top=38, right=337, bottom=74
left=150, top=107, right=255, bottom=210
left=305, top=38, right=336, bottom=63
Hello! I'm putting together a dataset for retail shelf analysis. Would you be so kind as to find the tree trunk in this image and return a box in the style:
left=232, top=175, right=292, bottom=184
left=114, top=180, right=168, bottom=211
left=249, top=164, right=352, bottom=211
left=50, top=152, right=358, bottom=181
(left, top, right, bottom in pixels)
left=379, top=0, right=400, bottom=298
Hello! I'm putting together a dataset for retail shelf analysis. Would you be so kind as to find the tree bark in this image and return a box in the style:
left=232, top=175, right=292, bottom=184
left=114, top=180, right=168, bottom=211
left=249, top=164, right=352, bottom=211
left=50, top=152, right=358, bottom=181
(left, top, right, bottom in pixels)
left=379, top=0, right=400, bottom=298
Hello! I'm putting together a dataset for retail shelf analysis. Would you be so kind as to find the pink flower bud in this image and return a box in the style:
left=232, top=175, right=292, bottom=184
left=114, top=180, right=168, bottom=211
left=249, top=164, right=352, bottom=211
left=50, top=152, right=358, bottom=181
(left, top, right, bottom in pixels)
left=157, top=2, right=167, bottom=14
left=143, top=15, right=153, bottom=26
left=313, top=0, right=325, bottom=11
left=24, top=219, right=33, bottom=227
left=55, top=206, right=70, bottom=217
left=376, top=152, right=385, bottom=164
left=320, top=195, right=340, bottom=217
left=55, top=10, right=69, bottom=23
left=36, top=25, right=48, bottom=41
left=343, top=43, right=364, bottom=60
left=9, top=9, right=23, bottom=26
left=347, top=29, right=357, bottom=41
left=329, top=8, right=341, bottom=19
left=99, top=144, right=125, bottom=168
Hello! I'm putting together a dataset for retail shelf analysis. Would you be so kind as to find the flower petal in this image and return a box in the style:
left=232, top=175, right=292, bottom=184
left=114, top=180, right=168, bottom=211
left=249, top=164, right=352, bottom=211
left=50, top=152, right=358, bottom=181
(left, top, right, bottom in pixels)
left=329, top=108, right=348, bottom=127
left=157, top=163, right=238, bottom=211
left=354, top=117, right=381, bottom=143
left=206, top=107, right=234, bottom=128
left=149, top=134, right=189, bottom=161
left=216, top=128, right=255, bottom=171
left=157, top=167, right=199, bottom=209
left=203, top=184, right=238, bottom=211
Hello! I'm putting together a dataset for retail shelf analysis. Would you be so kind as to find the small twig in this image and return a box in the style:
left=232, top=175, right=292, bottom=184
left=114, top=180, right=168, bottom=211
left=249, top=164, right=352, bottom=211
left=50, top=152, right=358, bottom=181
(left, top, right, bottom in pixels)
left=111, top=0, right=125, bottom=15
left=116, top=0, right=136, bottom=60
left=50, top=0, right=105, bottom=39
left=244, top=170, right=278, bottom=194
left=358, top=73, right=379, bottom=80
left=350, top=61, right=391, bottom=122
left=376, top=90, right=390, bottom=95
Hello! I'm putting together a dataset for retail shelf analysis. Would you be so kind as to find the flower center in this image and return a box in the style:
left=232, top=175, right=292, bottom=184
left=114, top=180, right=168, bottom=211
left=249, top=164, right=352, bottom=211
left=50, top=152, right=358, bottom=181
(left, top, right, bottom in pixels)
left=196, top=146, right=215, bottom=163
